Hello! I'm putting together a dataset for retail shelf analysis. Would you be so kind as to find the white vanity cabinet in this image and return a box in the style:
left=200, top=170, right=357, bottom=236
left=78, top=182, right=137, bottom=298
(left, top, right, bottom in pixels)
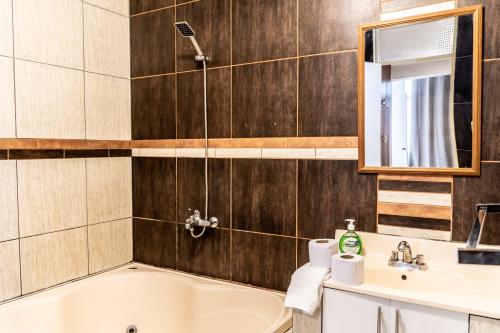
left=389, top=301, right=468, bottom=333
left=322, top=288, right=468, bottom=333
left=470, top=315, right=500, bottom=333
left=323, top=289, right=390, bottom=333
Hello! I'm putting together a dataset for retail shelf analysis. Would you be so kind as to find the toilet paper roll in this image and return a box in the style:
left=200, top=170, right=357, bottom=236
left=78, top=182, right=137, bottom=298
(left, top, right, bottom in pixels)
left=308, top=239, right=339, bottom=269
left=331, top=253, right=365, bottom=286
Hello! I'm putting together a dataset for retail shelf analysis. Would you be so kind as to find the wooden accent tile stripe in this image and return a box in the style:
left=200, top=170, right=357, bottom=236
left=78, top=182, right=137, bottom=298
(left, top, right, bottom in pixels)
left=3, top=149, right=132, bottom=160
left=109, top=149, right=133, bottom=157
left=378, top=190, right=452, bottom=207
left=377, top=174, right=453, bottom=183
left=0, top=137, right=358, bottom=150
left=131, top=137, right=358, bottom=149
left=378, top=214, right=451, bottom=231
left=377, top=224, right=451, bottom=241
left=64, top=149, right=109, bottom=158
left=379, top=180, right=452, bottom=193
left=378, top=202, right=452, bottom=220
left=9, top=149, right=65, bottom=160
left=376, top=174, right=453, bottom=240
left=0, top=139, right=131, bottom=150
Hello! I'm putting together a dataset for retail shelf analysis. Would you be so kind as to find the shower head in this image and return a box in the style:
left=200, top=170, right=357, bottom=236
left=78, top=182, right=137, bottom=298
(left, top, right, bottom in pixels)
left=174, top=21, right=207, bottom=61
left=174, top=22, right=195, bottom=37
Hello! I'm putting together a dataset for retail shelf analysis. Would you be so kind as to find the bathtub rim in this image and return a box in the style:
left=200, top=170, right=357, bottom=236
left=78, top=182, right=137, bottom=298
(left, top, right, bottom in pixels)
left=0, top=262, right=293, bottom=333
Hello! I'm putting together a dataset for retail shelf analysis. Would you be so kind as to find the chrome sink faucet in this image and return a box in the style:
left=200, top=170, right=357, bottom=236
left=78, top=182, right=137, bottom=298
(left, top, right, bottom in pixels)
left=388, top=241, right=428, bottom=271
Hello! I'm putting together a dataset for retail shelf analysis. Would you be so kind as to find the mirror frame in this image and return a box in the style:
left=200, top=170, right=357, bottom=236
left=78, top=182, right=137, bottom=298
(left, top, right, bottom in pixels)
left=357, top=5, right=483, bottom=176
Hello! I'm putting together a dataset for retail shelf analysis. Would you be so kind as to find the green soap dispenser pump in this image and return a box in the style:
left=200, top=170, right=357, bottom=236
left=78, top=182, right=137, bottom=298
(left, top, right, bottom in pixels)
left=339, top=219, right=362, bottom=255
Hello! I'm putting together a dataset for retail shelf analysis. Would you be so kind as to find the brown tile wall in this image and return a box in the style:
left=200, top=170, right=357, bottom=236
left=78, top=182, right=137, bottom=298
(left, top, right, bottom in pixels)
left=132, top=157, right=377, bottom=291
left=130, top=0, right=500, bottom=291
left=449, top=0, right=500, bottom=244
left=130, top=0, right=379, bottom=291
left=130, top=0, right=379, bottom=140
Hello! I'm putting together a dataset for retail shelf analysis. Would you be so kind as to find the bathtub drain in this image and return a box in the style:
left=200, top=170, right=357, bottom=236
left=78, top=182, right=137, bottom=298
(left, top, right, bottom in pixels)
left=126, top=325, right=137, bottom=333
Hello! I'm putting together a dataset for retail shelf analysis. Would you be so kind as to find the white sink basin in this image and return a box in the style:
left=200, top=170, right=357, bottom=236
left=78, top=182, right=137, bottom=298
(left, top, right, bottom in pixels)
left=364, top=266, right=465, bottom=293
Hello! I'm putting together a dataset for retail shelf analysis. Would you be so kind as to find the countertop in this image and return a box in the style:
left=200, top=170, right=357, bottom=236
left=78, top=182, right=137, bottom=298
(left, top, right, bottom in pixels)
left=323, top=231, right=500, bottom=319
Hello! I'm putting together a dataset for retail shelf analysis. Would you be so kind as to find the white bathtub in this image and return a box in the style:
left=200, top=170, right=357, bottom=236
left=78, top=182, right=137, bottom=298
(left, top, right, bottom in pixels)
left=0, top=263, right=292, bottom=333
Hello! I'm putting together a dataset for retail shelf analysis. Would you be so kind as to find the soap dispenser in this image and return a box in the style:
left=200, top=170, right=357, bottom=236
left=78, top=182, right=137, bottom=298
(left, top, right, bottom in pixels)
left=339, top=219, right=362, bottom=255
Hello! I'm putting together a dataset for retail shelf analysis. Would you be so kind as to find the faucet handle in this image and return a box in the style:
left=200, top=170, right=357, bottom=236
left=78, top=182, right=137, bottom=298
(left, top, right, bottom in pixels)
left=415, top=254, right=425, bottom=265
left=398, top=241, right=409, bottom=252
left=390, top=250, right=399, bottom=262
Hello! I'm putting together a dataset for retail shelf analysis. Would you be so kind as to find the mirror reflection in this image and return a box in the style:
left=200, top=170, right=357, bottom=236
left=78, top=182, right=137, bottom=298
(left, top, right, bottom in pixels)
left=364, top=14, right=474, bottom=168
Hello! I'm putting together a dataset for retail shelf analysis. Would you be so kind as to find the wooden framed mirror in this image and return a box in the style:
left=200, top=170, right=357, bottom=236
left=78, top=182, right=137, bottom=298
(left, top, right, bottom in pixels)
left=358, top=5, right=482, bottom=176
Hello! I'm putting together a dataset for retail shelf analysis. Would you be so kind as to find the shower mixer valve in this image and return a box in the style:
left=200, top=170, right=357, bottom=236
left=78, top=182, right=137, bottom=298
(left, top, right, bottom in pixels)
left=185, top=210, right=218, bottom=231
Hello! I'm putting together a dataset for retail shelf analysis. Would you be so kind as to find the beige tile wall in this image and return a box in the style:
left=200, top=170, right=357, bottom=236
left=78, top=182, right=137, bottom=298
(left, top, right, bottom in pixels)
left=0, top=0, right=130, bottom=140
left=88, top=218, right=132, bottom=273
left=0, top=240, right=21, bottom=301
left=17, top=159, right=88, bottom=237
left=83, top=3, right=130, bottom=78
left=0, top=0, right=132, bottom=302
left=15, top=60, right=86, bottom=139
left=13, top=0, right=84, bottom=69
left=84, top=0, right=129, bottom=16
left=20, top=227, right=88, bottom=294
left=0, top=0, right=13, bottom=57
left=85, top=73, right=131, bottom=140
left=0, top=56, right=15, bottom=138
left=0, top=157, right=133, bottom=302
left=0, top=161, right=18, bottom=242
left=86, top=157, right=132, bottom=224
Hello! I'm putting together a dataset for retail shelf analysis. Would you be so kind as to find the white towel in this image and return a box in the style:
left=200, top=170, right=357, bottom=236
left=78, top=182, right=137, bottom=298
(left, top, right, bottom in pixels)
left=284, top=263, right=330, bottom=316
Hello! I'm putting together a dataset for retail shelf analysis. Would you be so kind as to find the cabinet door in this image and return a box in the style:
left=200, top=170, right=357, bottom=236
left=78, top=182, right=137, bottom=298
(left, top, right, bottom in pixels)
left=390, top=301, right=468, bottom=333
left=470, top=315, right=500, bottom=333
left=323, top=288, right=390, bottom=333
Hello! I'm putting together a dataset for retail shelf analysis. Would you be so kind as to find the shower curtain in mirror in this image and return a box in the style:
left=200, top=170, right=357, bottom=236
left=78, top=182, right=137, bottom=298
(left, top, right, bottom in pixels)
left=408, top=75, right=458, bottom=168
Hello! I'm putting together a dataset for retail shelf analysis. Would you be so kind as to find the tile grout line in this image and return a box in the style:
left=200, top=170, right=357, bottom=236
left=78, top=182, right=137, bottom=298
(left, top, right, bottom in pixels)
left=174, top=4, right=178, bottom=142
left=129, top=0, right=200, bottom=18
left=10, top=56, right=129, bottom=80
left=130, top=50, right=360, bottom=80
left=229, top=158, right=233, bottom=280
left=296, top=0, right=300, bottom=140
left=132, top=214, right=307, bottom=240
left=84, top=158, right=90, bottom=275
left=229, top=0, right=233, bottom=139
left=295, top=159, right=299, bottom=269
left=11, top=0, right=17, bottom=139
left=81, top=1, right=129, bottom=18
left=82, top=1, right=87, bottom=141
left=8, top=209, right=131, bottom=241
left=175, top=157, right=179, bottom=270
left=15, top=160, right=22, bottom=295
